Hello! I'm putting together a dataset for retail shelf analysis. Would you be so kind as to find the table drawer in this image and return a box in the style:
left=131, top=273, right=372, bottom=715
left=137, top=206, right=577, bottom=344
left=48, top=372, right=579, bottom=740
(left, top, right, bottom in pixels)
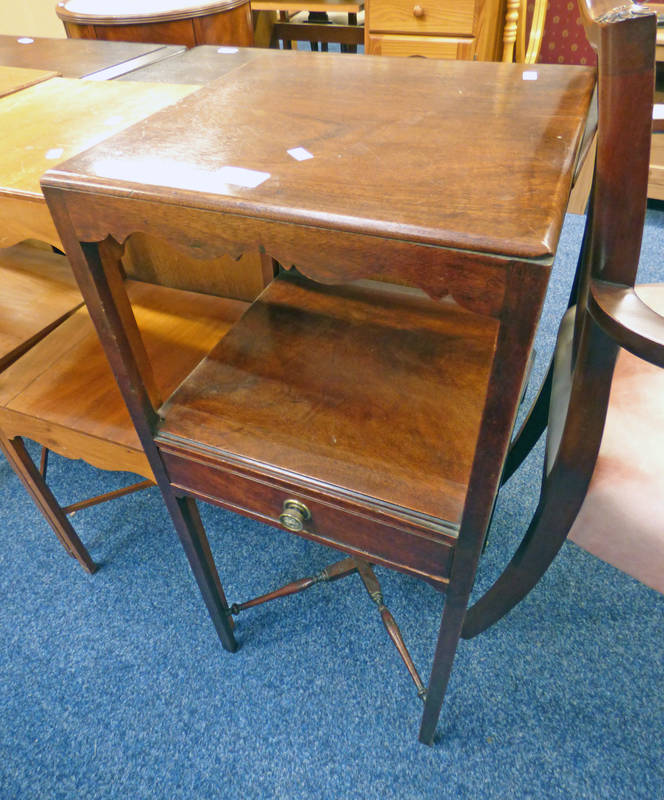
left=160, top=446, right=455, bottom=589
left=366, top=34, right=475, bottom=58
left=368, top=0, right=475, bottom=36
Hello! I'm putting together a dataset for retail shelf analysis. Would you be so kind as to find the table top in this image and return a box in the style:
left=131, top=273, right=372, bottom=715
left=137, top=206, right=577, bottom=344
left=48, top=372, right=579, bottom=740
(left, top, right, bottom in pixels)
left=0, top=65, right=58, bottom=98
left=117, top=44, right=268, bottom=84
left=0, top=77, right=197, bottom=201
left=0, top=35, right=185, bottom=80
left=0, top=77, right=197, bottom=247
left=44, top=51, right=595, bottom=261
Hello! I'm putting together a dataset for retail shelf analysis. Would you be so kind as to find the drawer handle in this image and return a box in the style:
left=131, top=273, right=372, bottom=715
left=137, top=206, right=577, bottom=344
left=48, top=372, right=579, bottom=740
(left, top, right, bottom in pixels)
left=412, top=4, right=425, bottom=17
left=279, top=499, right=311, bottom=532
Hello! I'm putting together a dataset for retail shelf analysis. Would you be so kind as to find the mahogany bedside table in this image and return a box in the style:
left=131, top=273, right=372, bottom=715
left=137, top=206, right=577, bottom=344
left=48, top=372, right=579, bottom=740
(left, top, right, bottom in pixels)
left=41, top=51, right=594, bottom=743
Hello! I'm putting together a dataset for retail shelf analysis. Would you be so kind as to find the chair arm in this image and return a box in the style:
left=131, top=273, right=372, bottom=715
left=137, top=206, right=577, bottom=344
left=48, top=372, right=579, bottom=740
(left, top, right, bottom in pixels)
left=589, top=280, right=664, bottom=367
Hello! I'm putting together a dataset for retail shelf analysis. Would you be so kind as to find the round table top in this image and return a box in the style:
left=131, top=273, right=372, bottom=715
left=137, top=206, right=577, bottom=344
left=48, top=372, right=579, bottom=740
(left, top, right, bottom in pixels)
left=56, top=0, right=247, bottom=24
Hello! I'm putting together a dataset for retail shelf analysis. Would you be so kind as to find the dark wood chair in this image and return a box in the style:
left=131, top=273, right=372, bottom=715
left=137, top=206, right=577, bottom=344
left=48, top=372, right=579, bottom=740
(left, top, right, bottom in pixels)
left=251, top=0, right=363, bottom=51
left=462, top=0, right=661, bottom=638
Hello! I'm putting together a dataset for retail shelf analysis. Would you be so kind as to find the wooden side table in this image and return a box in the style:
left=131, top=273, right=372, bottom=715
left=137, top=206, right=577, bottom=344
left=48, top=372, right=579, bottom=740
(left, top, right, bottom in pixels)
left=42, top=51, right=594, bottom=743
left=56, top=0, right=254, bottom=48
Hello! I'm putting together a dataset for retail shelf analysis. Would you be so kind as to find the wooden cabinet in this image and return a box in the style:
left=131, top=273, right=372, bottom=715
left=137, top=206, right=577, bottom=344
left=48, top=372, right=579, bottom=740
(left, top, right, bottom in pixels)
left=56, top=0, right=254, bottom=48
left=365, top=0, right=504, bottom=61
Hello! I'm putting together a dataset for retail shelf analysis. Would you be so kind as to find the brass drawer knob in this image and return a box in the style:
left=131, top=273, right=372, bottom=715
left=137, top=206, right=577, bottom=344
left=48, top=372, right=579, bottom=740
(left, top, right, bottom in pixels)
left=412, top=4, right=425, bottom=17
left=279, top=499, right=311, bottom=532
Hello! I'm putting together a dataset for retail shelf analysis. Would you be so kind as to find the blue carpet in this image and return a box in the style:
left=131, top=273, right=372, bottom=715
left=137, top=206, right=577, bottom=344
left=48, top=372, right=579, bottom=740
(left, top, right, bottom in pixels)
left=0, top=211, right=662, bottom=799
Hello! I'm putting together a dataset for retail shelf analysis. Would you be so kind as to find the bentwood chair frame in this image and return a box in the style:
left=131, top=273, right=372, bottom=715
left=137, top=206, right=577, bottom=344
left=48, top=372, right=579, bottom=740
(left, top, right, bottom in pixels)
left=463, top=0, right=660, bottom=637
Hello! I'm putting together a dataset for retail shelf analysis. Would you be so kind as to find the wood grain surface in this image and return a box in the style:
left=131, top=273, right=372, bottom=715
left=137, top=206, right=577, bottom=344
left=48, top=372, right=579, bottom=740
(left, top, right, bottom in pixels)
left=0, top=280, right=248, bottom=477
left=0, top=77, right=197, bottom=247
left=0, top=35, right=182, bottom=79
left=0, top=77, right=197, bottom=200
left=0, top=65, right=57, bottom=98
left=43, top=52, right=594, bottom=260
left=158, top=273, right=498, bottom=525
left=117, top=44, right=269, bottom=83
left=0, top=244, right=82, bottom=370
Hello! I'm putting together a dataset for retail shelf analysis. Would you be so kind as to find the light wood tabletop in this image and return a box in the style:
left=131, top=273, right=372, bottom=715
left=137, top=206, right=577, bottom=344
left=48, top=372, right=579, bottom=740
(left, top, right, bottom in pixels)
left=0, top=77, right=197, bottom=248
left=0, top=65, right=58, bottom=99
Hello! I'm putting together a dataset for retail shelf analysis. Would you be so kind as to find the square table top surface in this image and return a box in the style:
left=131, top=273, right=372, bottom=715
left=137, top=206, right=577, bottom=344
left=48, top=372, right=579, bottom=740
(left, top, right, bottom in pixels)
left=0, top=65, right=58, bottom=98
left=0, top=35, right=184, bottom=79
left=43, top=51, right=595, bottom=261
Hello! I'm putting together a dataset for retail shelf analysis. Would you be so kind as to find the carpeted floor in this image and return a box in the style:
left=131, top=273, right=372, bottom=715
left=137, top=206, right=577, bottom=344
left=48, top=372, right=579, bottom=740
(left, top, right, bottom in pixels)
left=0, top=210, right=662, bottom=799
